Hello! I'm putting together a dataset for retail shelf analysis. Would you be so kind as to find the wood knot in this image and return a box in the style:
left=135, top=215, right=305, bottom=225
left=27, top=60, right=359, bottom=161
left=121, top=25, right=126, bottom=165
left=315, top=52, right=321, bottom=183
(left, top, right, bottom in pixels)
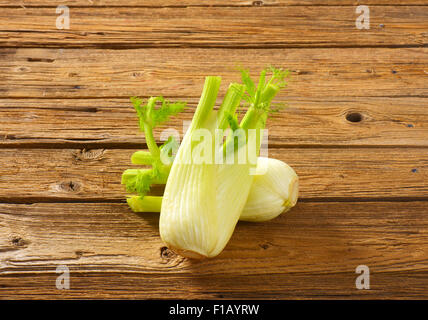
left=259, top=242, right=273, bottom=250
left=252, top=0, right=264, bottom=6
left=73, top=148, right=105, bottom=161
left=160, top=246, right=176, bottom=260
left=16, top=66, right=30, bottom=72
left=75, top=250, right=90, bottom=258
left=11, top=236, right=29, bottom=247
left=160, top=246, right=187, bottom=266
left=59, top=181, right=81, bottom=193
left=132, top=71, right=144, bottom=78
left=345, top=112, right=363, bottom=123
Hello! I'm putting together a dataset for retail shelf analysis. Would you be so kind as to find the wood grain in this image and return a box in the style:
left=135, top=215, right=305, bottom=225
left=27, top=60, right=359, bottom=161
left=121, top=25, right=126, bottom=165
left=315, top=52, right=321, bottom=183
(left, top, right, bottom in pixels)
left=0, top=147, right=426, bottom=202
left=1, top=1, right=427, bottom=7
left=2, top=48, right=427, bottom=99
left=1, top=3, right=428, bottom=300
left=0, top=6, right=427, bottom=48
left=1, top=201, right=427, bottom=298
left=1, top=97, right=427, bottom=147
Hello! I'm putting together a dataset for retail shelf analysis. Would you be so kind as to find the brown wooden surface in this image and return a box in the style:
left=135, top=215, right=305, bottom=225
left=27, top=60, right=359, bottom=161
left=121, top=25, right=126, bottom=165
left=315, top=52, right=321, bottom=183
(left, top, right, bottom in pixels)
left=2, top=1, right=428, bottom=7
left=2, top=97, right=428, bottom=147
left=0, top=6, right=427, bottom=48
left=1, top=202, right=427, bottom=299
left=0, top=147, right=427, bottom=202
left=2, top=48, right=428, bottom=99
left=0, top=1, right=427, bottom=299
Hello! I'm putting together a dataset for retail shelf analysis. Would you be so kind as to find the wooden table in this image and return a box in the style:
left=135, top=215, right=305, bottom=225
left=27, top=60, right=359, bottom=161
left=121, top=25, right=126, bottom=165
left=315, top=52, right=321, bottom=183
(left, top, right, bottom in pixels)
left=0, top=1, right=427, bottom=299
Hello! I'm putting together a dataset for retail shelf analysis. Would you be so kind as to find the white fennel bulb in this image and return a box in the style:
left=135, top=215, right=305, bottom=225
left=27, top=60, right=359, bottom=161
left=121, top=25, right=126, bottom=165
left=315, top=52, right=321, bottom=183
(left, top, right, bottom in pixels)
left=240, top=157, right=298, bottom=222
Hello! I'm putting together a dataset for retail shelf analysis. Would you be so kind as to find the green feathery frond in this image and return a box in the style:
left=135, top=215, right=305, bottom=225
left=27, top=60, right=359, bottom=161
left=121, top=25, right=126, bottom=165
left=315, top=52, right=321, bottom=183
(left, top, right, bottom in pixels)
left=131, top=96, right=186, bottom=129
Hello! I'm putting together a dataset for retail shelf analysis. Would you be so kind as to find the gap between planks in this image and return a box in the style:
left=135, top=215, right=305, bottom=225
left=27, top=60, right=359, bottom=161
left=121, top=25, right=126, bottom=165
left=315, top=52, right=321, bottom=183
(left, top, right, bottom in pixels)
left=1, top=1, right=428, bottom=8
left=2, top=144, right=428, bottom=150
left=2, top=196, right=428, bottom=205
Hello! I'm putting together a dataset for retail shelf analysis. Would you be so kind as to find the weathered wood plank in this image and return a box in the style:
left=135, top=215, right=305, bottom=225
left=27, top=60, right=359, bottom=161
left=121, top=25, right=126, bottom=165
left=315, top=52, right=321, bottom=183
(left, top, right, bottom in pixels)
left=2, top=48, right=427, bottom=99
left=1, top=97, right=427, bottom=147
left=1, top=201, right=427, bottom=298
left=0, top=6, right=427, bottom=48
left=1, top=1, right=427, bottom=7
left=0, top=147, right=426, bottom=201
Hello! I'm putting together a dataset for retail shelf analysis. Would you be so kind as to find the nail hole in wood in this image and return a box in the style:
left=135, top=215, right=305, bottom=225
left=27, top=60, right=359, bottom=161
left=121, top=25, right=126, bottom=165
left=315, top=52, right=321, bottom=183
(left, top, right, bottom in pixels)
left=346, top=112, right=363, bottom=123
